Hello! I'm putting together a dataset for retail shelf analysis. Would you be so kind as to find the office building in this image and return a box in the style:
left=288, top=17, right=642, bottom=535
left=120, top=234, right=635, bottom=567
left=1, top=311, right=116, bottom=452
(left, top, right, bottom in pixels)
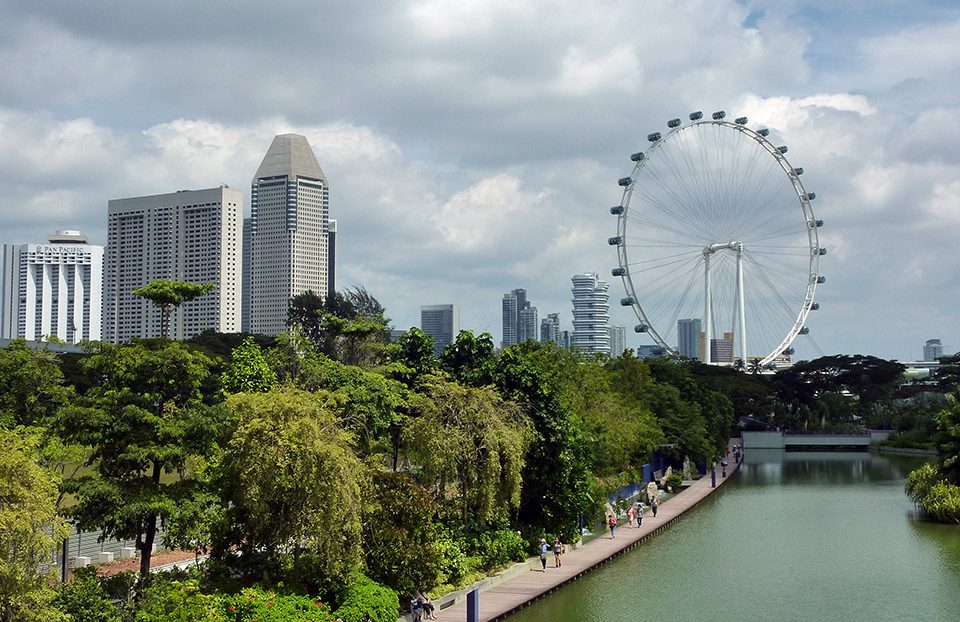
left=571, top=272, right=610, bottom=354
left=518, top=305, right=538, bottom=342
left=502, top=288, right=532, bottom=348
left=540, top=313, right=561, bottom=345
left=636, top=345, right=668, bottom=359
left=103, top=186, right=242, bottom=342
left=248, top=134, right=330, bottom=336
left=421, top=304, right=459, bottom=357
left=610, top=325, right=626, bottom=357
left=327, top=219, right=337, bottom=300
left=710, top=332, right=735, bottom=364
left=1, top=230, right=103, bottom=343
left=923, top=339, right=943, bottom=362
left=677, top=318, right=703, bottom=360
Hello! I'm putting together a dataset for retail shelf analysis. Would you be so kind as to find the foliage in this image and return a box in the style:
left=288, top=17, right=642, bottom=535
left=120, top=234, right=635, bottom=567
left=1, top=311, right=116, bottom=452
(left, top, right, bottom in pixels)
left=55, top=340, right=219, bottom=582
left=53, top=568, right=122, bottom=622
left=473, top=529, right=526, bottom=571
left=0, top=339, right=71, bottom=427
left=934, top=390, right=960, bottom=485
left=132, top=280, right=216, bottom=340
left=134, top=579, right=227, bottom=622
left=162, top=490, right=223, bottom=568
left=433, top=532, right=469, bottom=586
left=362, top=472, right=440, bottom=594
left=440, top=330, right=496, bottom=387
left=774, top=355, right=905, bottom=413
left=220, top=336, right=276, bottom=395
left=223, top=586, right=334, bottom=622
left=403, top=375, right=531, bottom=525
left=0, top=428, right=69, bottom=620
left=331, top=572, right=400, bottom=622
left=664, top=470, right=685, bottom=491
left=918, top=481, right=960, bottom=523
left=384, top=328, right=438, bottom=389
left=288, top=288, right=390, bottom=366
left=216, top=388, right=364, bottom=589
left=905, top=462, right=939, bottom=505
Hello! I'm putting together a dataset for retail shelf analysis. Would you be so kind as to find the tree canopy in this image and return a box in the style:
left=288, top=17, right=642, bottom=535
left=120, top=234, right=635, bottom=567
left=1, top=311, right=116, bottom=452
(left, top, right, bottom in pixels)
left=132, top=281, right=216, bottom=340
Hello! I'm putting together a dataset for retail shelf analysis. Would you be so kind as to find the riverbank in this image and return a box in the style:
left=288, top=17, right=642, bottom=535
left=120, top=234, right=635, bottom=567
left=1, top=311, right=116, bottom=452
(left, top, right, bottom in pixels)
left=872, top=445, right=936, bottom=457
left=418, top=453, right=741, bottom=622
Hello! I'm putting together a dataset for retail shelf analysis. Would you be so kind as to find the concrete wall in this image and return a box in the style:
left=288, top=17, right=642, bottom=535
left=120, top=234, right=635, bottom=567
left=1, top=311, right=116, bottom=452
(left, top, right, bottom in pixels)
left=742, top=431, right=784, bottom=448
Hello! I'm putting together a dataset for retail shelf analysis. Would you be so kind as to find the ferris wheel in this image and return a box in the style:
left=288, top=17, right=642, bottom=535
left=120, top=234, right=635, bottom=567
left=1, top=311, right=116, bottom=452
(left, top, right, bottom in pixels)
left=608, top=110, right=824, bottom=367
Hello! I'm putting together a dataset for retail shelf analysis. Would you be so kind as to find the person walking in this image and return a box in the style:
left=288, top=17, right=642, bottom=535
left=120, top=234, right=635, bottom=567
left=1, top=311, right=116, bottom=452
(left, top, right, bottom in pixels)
left=607, top=514, right=617, bottom=538
left=636, top=502, right=644, bottom=527
left=651, top=494, right=659, bottom=518
left=627, top=504, right=636, bottom=527
left=539, top=538, right=550, bottom=570
left=553, top=537, right=563, bottom=567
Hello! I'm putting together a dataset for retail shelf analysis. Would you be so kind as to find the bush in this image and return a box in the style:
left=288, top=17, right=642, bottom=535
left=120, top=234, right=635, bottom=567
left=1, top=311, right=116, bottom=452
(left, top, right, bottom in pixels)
left=921, top=482, right=960, bottom=523
left=224, top=586, right=335, bottom=622
left=664, top=470, right=684, bottom=491
left=474, top=529, right=525, bottom=571
left=135, top=579, right=228, bottom=622
left=434, top=534, right=469, bottom=585
left=332, top=572, right=399, bottom=622
left=53, top=569, right=122, bottom=622
left=905, top=462, right=939, bottom=504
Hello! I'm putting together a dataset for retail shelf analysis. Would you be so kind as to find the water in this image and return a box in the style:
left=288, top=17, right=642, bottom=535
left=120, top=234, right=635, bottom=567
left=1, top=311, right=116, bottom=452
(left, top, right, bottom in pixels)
left=507, top=450, right=960, bottom=622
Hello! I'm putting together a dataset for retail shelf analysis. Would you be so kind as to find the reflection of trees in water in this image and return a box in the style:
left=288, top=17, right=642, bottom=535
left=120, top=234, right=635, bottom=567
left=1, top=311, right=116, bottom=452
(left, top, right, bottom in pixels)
left=739, top=452, right=924, bottom=487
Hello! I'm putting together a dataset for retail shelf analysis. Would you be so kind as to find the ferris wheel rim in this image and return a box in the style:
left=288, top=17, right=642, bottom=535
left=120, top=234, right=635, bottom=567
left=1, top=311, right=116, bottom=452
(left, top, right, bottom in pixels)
left=612, top=116, right=822, bottom=366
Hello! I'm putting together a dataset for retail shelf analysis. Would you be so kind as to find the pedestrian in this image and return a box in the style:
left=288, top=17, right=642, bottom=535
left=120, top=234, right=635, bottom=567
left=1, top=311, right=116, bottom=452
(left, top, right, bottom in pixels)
left=627, top=504, right=636, bottom=527
left=553, top=537, right=563, bottom=567
left=651, top=494, right=658, bottom=518
left=410, top=595, right=423, bottom=622
left=721, top=458, right=728, bottom=477
left=636, top=502, right=643, bottom=527
left=607, top=514, right=617, bottom=538
left=416, top=590, right=436, bottom=620
left=539, top=538, right=549, bottom=570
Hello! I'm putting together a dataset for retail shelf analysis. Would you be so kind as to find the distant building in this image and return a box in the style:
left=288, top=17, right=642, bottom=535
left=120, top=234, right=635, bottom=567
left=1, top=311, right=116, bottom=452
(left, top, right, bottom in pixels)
left=635, top=344, right=668, bottom=359
left=571, top=272, right=610, bottom=354
left=388, top=328, right=406, bottom=343
left=1, top=230, right=103, bottom=343
left=103, top=187, right=242, bottom=342
left=710, top=332, right=735, bottom=364
left=610, top=325, right=626, bottom=357
left=421, top=304, right=459, bottom=357
left=518, top=305, right=538, bottom=342
left=248, top=134, right=330, bottom=336
left=327, top=219, right=337, bottom=300
left=559, top=330, right=572, bottom=349
left=540, top=313, right=561, bottom=345
left=502, top=288, right=531, bottom=348
left=677, top=318, right=702, bottom=360
left=923, top=339, right=943, bottom=362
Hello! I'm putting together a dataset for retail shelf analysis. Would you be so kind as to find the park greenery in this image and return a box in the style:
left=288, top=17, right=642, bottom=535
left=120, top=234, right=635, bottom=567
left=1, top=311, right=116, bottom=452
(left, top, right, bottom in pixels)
left=0, top=282, right=958, bottom=620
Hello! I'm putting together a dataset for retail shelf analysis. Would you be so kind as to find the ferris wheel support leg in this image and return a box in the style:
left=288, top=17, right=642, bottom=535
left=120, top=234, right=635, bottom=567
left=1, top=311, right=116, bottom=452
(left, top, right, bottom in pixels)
left=704, top=251, right=712, bottom=365
left=737, top=243, right=747, bottom=365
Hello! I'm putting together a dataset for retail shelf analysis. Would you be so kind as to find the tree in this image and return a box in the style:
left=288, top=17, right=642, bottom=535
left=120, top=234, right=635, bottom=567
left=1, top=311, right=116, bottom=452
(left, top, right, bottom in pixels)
left=216, top=388, right=364, bottom=589
left=132, top=281, right=215, bottom=340
left=0, top=339, right=70, bottom=428
left=403, top=376, right=531, bottom=526
left=935, top=390, right=960, bottom=485
left=220, top=336, right=276, bottom=395
left=440, top=330, right=496, bottom=387
left=384, top=327, right=437, bottom=390
left=0, top=428, right=69, bottom=622
left=288, top=287, right=390, bottom=366
left=55, top=341, right=220, bottom=586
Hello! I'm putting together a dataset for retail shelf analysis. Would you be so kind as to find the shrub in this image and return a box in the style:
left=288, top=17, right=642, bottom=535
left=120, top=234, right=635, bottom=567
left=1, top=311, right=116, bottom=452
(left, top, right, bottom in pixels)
left=475, top=529, right=525, bottom=571
left=224, top=586, right=335, bottom=622
left=905, top=462, right=939, bottom=504
left=918, top=481, right=960, bottom=523
left=53, top=569, right=122, bottom=622
left=331, top=572, right=399, bottom=622
left=664, top=470, right=684, bottom=491
left=434, top=533, right=469, bottom=585
left=135, top=579, right=228, bottom=622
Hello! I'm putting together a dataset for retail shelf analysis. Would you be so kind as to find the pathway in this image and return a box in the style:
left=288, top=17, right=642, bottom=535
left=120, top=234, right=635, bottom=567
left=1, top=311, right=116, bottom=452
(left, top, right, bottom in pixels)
left=427, top=452, right=741, bottom=622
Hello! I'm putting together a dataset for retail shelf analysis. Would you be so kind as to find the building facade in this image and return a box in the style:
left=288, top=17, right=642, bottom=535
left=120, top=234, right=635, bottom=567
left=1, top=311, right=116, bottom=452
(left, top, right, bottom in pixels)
left=247, top=134, right=331, bottom=336
left=518, top=305, right=538, bottom=343
left=103, top=187, right=243, bottom=342
left=540, top=312, right=561, bottom=345
left=677, top=318, right=703, bottom=360
left=609, top=325, right=626, bottom=357
left=1, top=231, right=103, bottom=343
left=502, top=288, right=532, bottom=348
left=421, top=304, right=459, bottom=357
left=923, top=339, right=943, bottom=362
left=571, top=272, right=610, bottom=354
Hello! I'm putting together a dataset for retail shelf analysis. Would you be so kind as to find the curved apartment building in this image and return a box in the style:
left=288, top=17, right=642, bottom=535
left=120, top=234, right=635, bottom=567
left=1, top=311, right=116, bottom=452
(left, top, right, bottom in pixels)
left=571, top=272, right=610, bottom=354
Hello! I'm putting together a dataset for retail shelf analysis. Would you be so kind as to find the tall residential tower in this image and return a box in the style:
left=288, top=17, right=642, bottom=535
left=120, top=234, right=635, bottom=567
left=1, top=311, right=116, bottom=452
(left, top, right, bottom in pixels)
left=571, top=272, right=610, bottom=354
left=247, top=134, right=331, bottom=336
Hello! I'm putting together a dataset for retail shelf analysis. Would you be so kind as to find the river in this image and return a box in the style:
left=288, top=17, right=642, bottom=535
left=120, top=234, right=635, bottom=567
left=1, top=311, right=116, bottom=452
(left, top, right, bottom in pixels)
left=506, top=449, right=960, bottom=622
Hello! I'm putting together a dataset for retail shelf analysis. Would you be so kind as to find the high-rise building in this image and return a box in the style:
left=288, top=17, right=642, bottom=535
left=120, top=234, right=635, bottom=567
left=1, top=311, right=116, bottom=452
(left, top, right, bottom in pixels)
left=327, top=219, right=337, bottom=301
left=502, top=288, right=531, bottom=348
left=1, top=230, right=103, bottom=343
left=559, top=330, right=572, bottom=349
left=518, top=305, right=538, bottom=343
left=923, top=339, right=943, bottom=362
left=609, top=325, right=626, bottom=357
left=571, top=272, right=610, bottom=354
left=248, top=134, right=330, bottom=336
left=103, top=187, right=243, bottom=342
left=710, top=332, right=735, bottom=364
left=677, top=318, right=702, bottom=360
left=501, top=292, right=517, bottom=348
left=540, top=312, right=561, bottom=345
left=421, top=304, right=459, bottom=357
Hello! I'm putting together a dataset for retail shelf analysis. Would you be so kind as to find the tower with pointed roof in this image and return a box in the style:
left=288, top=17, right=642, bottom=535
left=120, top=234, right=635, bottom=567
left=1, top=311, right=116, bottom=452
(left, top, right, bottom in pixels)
left=247, top=134, right=330, bottom=336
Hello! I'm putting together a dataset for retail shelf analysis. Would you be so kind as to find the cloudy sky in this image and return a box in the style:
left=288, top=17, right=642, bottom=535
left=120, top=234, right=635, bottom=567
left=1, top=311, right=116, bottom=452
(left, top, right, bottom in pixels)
left=1, top=0, right=957, bottom=362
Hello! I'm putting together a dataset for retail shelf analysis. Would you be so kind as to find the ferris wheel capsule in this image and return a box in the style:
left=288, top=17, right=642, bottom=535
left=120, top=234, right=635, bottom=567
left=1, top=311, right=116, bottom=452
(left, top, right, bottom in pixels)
left=689, top=111, right=703, bottom=120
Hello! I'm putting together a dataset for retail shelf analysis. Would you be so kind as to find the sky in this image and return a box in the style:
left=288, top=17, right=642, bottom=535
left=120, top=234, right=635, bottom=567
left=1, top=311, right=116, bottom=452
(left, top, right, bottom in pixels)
left=1, top=0, right=958, bottom=362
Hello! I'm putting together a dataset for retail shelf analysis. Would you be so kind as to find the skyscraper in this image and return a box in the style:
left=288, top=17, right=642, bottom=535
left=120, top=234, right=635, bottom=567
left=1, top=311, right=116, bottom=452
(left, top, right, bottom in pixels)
left=421, top=304, right=459, bottom=357
left=518, top=305, right=538, bottom=342
left=677, top=318, right=703, bottom=360
left=571, top=272, right=610, bottom=354
left=501, top=292, right=518, bottom=348
left=1, top=230, right=103, bottom=343
left=248, top=134, right=330, bottom=336
left=923, top=339, right=943, bottom=361
left=502, top=288, right=532, bottom=348
left=540, top=312, right=561, bottom=345
left=103, top=187, right=243, bottom=342
left=609, top=325, right=626, bottom=357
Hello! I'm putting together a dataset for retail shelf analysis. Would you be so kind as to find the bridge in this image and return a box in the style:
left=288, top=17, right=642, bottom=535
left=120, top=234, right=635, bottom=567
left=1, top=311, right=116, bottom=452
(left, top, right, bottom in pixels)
left=741, top=430, right=890, bottom=451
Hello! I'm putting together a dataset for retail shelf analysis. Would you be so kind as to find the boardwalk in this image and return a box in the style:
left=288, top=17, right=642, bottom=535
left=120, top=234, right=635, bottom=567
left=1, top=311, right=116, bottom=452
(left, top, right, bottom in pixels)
left=428, top=454, right=741, bottom=622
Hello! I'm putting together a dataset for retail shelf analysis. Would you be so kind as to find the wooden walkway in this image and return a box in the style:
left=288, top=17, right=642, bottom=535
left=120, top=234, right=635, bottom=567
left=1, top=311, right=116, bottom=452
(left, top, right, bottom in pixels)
left=429, top=454, right=741, bottom=622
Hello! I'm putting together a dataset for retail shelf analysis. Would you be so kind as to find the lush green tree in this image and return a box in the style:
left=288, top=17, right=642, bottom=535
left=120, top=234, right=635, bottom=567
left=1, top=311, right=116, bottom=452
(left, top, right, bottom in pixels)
left=935, top=390, right=960, bottom=485
left=55, top=341, right=220, bottom=585
left=0, top=339, right=71, bottom=427
left=362, top=472, right=440, bottom=595
left=0, top=428, right=69, bottom=622
left=216, top=388, right=364, bottom=589
left=440, top=330, right=496, bottom=387
left=288, top=288, right=390, bottom=366
left=52, top=568, right=122, bottom=622
left=774, top=355, right=905, bottom=414
left=384, top=327, right=437, bottom=389
left=132, top=281, right=216, bottom=340
left=404, top=376, right=531, bottom=526
left=646, top=382, right=714, bottom=463
left=220, top=336, right=276, bottom=395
